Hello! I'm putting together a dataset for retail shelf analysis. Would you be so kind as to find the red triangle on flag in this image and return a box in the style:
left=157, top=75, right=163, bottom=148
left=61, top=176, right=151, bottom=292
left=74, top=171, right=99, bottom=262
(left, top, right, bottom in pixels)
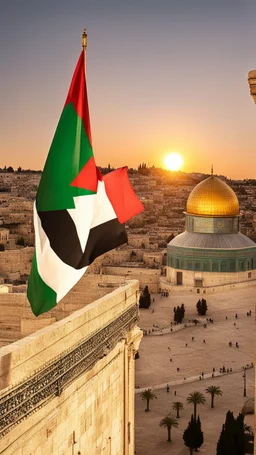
left=70, top=156, right=99, bottom=192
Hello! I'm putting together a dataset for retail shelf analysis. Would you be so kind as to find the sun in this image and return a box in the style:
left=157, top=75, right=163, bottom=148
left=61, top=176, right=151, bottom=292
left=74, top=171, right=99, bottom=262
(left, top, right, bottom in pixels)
left=164, top=153, right=183, bottom=171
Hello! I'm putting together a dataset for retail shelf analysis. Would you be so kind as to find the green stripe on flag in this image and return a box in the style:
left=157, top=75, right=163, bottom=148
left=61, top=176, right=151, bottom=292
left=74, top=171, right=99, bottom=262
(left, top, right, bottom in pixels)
left=27, top=253, right=57, bottom=316
left=36, top=103, right=95, bottom=212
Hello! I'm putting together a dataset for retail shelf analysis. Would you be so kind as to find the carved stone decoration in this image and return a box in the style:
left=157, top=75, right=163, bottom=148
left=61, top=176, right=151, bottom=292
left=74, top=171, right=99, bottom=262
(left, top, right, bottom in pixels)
left=0, top=304, right=139, bottom=438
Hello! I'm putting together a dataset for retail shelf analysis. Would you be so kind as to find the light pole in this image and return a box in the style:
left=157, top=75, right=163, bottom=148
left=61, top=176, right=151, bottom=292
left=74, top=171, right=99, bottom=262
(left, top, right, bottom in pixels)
left=243, top=367, right=247, bottom=397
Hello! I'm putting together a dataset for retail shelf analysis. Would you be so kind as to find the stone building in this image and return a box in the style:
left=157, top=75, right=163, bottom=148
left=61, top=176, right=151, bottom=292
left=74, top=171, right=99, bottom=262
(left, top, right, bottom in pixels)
left=0, top=280, right=142, bottom=455
left=167, top=175, right=256, bottom=290
left=0, top=228, right=9, bottom=245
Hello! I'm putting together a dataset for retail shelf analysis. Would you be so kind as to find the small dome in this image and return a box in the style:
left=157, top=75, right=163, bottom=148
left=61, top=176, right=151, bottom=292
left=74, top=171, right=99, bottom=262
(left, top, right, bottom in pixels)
left=187, top=176, right=239, bottom=217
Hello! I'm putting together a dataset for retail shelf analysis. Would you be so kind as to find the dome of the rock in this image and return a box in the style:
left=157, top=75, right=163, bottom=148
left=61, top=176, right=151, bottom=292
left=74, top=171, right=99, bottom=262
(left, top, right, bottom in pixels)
left=165, top=175, right=256, bottom=290
left=186, top=176, right=239, bottom=217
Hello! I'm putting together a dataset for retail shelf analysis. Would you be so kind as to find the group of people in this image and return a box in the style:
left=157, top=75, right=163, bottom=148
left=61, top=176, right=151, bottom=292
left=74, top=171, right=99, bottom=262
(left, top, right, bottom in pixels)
left=166, top=385, right=177, bottom=395
left=161, top=290, right=169, bottom=298
left=228, top=341, right=240, bottom=348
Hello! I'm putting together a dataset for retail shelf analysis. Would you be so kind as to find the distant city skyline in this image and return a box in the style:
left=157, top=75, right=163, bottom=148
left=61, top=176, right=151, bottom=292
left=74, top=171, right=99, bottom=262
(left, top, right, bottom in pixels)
left=1, top=0, right=256, bottom=179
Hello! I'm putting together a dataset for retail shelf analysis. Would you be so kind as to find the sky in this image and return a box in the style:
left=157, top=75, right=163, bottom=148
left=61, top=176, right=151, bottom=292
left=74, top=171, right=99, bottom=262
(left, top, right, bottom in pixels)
left=0, top=0, right=256, bottom=179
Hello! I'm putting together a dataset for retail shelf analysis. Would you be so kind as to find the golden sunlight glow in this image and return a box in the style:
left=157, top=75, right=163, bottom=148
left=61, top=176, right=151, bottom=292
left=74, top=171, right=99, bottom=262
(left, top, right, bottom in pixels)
left=164, top=153, right=183, bottom=171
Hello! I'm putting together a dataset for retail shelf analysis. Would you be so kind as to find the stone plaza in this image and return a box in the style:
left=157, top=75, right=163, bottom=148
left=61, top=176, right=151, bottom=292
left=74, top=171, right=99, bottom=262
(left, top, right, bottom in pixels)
left=135, top=286, right=255, bottom=454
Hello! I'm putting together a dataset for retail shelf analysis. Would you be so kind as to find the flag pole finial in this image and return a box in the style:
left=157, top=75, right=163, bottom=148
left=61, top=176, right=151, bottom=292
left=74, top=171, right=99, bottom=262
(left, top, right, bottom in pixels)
left=82, top=28, right=87, bottom=49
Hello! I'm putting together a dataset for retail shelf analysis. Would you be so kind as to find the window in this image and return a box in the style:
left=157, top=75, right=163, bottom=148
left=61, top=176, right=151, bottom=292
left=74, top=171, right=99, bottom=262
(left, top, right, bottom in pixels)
left=203, top=262, right=210, bottom=271
left=230, top=261, right=236, bottom=272
left=239, top=261, right=244, bottom=271
left=221, top=262, right=226, bottom=272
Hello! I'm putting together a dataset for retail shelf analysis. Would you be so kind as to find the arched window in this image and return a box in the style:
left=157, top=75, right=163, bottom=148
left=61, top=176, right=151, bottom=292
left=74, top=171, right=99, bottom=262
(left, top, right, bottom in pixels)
left=230, top=261, right=236, bottom=272
left=239, top=261, right=244, bottom=271
left=203, top=262, right=210, bottom=271
left=212, top=262, right=218, bottom=272
left=221, top=262, right=226, bottom=272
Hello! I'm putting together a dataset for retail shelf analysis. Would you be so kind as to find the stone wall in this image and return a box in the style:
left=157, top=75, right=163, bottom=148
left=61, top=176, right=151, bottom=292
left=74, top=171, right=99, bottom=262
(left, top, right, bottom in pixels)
left=142, top=252, right=162, bottom=267
left=0, top=274, right=128, bottom=342
left=0, top=247, right=33, bottom=279
left=102, top=266, right=160, bottom=293
left=0, top=280, right=142, bottom=455
left=127, top=234, right=150, bottom=248
left=102, top=249, right=131, bottom=265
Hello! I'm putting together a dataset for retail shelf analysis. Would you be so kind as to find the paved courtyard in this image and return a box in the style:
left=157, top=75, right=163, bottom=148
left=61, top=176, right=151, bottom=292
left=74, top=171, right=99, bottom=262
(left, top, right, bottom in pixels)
left=135, top=286, right=255, bottom=454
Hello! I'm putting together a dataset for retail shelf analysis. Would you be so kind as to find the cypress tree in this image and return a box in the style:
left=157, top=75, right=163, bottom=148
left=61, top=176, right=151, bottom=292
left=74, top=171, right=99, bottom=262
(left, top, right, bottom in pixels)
left=183, top=414, right=203, bottom=454
left=216, top=411, right=245, bottom=455
left=195, top=416, right=204, bottom=451
left=139, top=286, right=151, bottom=308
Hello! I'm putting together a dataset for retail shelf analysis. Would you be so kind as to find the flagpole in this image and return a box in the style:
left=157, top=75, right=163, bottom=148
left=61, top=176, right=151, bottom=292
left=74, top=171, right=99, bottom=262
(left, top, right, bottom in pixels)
left=82, top=28, right=87, bottom=65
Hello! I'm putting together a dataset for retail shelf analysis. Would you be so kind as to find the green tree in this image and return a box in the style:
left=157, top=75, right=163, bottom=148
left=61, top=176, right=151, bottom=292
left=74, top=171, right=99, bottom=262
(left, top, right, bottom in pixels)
left=186, top=391, right=206, bottom=420
left=159, top=414, right=178, bottom=442
left=196, top=298, right=208, bottom=316
left=139, top=286, right=151, bottom=309
left=195, top=416, right=204, bottom=451
left=172, top=401, right=184, bottom=419
left=216, top=411, right=245, bottom=455
left=174, top=305, right=185, bottom=323
left=139, top=389, right=157, bottom=412
left=205, top=385, right=223, bottom=408
left=16, top=237, right=25, bottom=246
left=183, top=414, right=204, bottom=454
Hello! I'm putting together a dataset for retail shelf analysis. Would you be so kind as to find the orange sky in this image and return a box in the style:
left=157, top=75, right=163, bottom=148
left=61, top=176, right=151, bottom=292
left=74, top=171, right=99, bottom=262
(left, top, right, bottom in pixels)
left=1, top=0, right=256, bottom=179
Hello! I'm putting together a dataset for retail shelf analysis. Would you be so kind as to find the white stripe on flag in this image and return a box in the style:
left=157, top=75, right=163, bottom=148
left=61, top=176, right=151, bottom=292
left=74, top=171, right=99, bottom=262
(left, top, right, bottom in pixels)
left=68, top=180, right=117, bottom=252
left=34, top=204, right=87, bottom=302
left=34, top=180, right=118, bottom=303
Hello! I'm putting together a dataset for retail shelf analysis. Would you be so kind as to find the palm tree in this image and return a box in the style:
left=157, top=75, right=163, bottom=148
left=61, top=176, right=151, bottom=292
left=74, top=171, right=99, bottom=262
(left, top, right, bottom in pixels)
left=140, top=389, right=157, bottom=412
left=186, top=391, right=206, bottom=419
left=172, top=401, right=184, bottom=418
left=159, top=414, right=178, bottom=442
left=205, top=386, right=223, bottom=408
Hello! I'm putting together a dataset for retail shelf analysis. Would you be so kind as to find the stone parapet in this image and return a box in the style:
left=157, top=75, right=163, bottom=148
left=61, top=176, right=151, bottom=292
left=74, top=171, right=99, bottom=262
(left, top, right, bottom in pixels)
left=0, top=280, right=142, bottom=455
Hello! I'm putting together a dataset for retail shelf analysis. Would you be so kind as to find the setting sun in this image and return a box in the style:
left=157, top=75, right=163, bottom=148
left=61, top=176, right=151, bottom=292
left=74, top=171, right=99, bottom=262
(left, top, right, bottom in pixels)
left=164, top=153, right=183, bottom=171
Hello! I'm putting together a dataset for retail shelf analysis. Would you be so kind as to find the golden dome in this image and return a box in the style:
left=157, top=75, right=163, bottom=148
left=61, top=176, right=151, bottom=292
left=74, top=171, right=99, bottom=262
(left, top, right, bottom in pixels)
left=186, top=176, right=239, bottom=217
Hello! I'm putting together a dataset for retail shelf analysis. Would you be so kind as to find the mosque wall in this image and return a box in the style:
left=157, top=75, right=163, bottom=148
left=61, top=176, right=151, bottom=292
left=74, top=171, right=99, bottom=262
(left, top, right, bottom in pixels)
left=0, top=280, right=142, bottom=455
left=167, top=247, right=256, bottom=273
left=166, top=267, right=256, bottom=290
left=185, top=215, right=239, bottom=234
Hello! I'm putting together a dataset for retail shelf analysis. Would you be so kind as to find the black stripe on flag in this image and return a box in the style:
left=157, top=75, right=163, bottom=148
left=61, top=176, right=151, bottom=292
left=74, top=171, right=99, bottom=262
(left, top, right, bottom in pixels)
left=38, top=210, right=127, bottom=269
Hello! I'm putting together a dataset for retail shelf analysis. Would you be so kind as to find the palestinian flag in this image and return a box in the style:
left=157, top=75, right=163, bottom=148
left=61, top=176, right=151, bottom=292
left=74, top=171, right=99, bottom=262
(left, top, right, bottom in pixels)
left=27, top=50, right=144, bottom=316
